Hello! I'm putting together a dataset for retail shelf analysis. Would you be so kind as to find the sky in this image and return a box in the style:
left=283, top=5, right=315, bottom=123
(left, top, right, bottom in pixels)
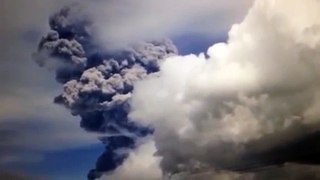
left=2, top=0, right=320, bottom=180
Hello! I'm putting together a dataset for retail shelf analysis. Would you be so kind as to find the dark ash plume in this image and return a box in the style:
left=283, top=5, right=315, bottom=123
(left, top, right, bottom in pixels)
left=33, top=5, right=177, bottom=180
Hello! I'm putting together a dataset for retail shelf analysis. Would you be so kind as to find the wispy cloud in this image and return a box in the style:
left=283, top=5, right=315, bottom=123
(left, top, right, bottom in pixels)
left=0, top=0, right=100, bottom=167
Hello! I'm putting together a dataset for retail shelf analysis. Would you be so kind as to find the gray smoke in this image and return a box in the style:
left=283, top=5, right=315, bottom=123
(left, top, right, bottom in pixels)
left=33, top=4, right=177, bottom=179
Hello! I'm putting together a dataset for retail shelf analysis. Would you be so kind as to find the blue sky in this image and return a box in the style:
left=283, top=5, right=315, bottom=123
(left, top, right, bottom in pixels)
left=9, top=144, right=103, bottom=180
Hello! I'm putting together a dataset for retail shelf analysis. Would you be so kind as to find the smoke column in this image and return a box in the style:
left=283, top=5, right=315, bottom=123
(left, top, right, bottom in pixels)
left=34, top=0, right=320, bottom=179
left=33, top=5, right=177, bottom=179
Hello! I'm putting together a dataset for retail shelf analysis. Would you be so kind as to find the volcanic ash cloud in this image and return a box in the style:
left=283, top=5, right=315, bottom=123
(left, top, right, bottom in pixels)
left=33, top=5, right=177, bottom=180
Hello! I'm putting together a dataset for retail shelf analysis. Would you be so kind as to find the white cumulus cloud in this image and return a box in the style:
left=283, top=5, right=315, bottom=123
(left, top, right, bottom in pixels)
left=130, top=0, right=320, bottom=177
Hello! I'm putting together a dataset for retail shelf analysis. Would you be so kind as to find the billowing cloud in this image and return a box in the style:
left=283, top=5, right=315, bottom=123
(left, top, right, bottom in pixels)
left=31, top=0, right=320, bottom=179
left=103, top=139, right=162, bottom=180
left=130, top=0, right=320, bottom=178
